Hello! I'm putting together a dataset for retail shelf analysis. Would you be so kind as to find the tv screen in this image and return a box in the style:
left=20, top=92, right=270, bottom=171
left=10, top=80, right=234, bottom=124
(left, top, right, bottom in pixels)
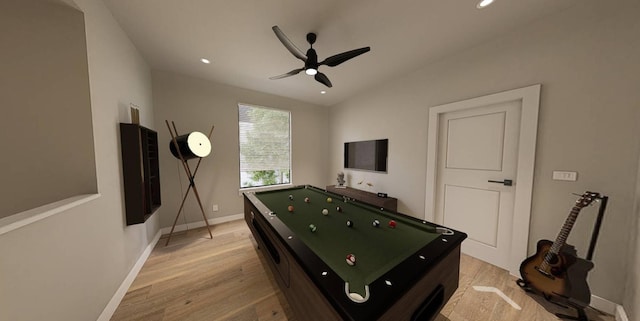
left=344, top=139, right=388, bottom=172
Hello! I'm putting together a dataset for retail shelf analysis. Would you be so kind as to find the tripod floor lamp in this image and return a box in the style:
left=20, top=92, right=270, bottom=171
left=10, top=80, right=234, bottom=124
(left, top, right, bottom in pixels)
left=165, top=120, right=214, bottom=246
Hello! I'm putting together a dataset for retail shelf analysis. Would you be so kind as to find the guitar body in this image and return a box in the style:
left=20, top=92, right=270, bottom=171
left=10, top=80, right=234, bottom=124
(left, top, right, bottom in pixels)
left=519, top=239, right=575, bottom=301
left=518, top=192, right=599, bottom=307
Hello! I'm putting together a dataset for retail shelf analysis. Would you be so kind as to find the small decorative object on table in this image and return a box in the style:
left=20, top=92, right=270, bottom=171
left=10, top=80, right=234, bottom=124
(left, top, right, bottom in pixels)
left=336, top=171, right=346, bottom=188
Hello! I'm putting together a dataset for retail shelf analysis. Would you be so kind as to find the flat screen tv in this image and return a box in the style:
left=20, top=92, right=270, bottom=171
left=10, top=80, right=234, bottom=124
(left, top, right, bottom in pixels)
left=344, top=139, right=388, bottom=172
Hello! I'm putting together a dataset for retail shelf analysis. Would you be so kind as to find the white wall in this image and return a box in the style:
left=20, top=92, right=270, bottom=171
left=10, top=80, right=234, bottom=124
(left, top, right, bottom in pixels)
left=152, top=70, right=329, bottom=228
left=328, top=1, right=640, bottom=306
left=0, top=0, right=159, bottom=320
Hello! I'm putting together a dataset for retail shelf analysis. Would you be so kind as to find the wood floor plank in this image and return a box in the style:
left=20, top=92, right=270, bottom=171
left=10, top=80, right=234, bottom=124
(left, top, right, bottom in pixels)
left=110, top=220, right=614, bottom=321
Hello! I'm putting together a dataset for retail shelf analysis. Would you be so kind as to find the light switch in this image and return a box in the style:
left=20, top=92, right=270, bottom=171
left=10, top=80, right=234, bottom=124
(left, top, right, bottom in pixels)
left=552, top=171, right=578, bottom=181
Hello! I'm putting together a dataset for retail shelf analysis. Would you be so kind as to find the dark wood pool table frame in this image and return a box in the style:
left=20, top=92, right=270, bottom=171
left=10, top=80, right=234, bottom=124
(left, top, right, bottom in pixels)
left=243, top=185, right=467, bottom=321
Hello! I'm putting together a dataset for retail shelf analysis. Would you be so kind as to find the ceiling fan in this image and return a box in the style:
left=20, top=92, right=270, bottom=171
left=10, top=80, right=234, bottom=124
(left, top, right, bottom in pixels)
left=269, top=26, right=371, bottom=88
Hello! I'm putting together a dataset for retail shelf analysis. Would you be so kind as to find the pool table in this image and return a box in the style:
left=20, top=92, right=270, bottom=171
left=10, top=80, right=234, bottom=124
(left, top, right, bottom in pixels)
left=243, top=185, right=466, bottom=321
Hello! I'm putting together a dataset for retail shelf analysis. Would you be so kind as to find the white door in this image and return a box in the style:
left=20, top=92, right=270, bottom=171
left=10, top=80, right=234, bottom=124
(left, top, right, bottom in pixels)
left=425, top=85, right=540, bottom=275
left=434, top=101, right=520, bottom=269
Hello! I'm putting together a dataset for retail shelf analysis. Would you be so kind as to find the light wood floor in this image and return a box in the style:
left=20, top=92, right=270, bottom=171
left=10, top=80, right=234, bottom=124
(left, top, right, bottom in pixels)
left=111, top=219, right=614, bottom=321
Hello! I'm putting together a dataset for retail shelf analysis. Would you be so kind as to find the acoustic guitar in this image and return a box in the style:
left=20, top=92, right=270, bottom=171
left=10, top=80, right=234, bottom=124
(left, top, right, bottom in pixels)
left=518, top=191, right=599, bottom=304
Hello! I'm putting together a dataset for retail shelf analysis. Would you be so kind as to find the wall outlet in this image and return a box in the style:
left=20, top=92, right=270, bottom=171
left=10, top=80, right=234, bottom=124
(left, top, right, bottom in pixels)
left=552, top=171, right=578, bottom=181
left=212, top=204, right=219, bottom=212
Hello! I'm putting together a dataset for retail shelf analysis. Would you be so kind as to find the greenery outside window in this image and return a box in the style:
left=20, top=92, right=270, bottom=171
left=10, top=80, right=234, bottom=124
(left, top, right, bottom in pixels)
left=239, top=104, right=291, bottom=188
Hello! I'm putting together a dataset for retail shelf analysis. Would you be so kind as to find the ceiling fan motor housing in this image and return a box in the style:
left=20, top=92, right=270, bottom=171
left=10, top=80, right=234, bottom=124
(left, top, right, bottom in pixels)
left=306, top=32, right=317, bottom=45
left=306, top=48, right=318, bottom=70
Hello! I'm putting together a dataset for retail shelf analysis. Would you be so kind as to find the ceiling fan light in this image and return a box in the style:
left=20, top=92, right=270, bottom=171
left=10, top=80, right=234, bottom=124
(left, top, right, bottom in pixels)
left=305, top=68, right=318, bottom=76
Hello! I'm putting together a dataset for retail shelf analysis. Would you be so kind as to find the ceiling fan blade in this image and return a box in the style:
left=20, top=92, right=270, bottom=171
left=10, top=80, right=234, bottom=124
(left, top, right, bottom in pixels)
left=272, top=26, right=307, bottom=62
left=314, top=72, right=332, bottom=88
left=320, top=47, right=370, bottom=67
left=269, top=68, right=304, bottom=80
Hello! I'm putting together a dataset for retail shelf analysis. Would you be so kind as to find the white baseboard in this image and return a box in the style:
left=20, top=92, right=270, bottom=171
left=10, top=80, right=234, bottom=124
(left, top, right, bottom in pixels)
left=590, top=295, right=629, bottom=321
left=591, top=294, right=618, bottom=315
left=616, top=305, right=629, bottom=321
left=160, top=213, right=244, bottom=235
left=96, top=229, right=162, bottom=321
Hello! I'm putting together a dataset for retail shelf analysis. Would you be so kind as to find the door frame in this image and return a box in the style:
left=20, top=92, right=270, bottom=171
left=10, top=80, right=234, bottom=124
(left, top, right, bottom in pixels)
left=424, top=84, right=541, bottom=275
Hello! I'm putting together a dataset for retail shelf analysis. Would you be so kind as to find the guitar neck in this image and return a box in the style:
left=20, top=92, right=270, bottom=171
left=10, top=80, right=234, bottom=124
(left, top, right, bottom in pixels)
left=548, top=207, right=581, bottom=255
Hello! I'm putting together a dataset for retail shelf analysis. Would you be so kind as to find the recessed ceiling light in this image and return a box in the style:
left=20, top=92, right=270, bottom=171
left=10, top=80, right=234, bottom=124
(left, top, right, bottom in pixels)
left=477, top=0, right=494, bottom=8
left=320, top=91, right=326, bottom=94
left=200, top=58, right=211, bottom=64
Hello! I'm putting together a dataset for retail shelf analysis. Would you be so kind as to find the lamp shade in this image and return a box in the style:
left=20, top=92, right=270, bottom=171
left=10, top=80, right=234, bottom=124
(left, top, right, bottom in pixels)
left=169, top=131, right=211, bottom=160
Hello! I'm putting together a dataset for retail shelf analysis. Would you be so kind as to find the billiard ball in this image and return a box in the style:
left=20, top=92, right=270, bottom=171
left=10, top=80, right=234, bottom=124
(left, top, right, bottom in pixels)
left=346, top=220, right=353, bottom=227
left=288, top=194, right=293, bottom=200
left=372, top=219, right=380, bottom=227
left=304, top=197, right=310, bottom=203
left=322, top=208, right=329, bottom=215
left=326, top=197, right=332, bottom=203
left=388, top=220, right=397, bottom=228
left=346, top=254, right=356, bottom=266
left=309, top=224, right=317, bottom=232
left=336, top=206, right=342, bottom=212
left=287, top=205, right=294, bottom=212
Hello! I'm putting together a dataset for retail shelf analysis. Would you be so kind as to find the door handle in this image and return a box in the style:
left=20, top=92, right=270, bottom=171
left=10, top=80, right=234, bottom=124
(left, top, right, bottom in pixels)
left=488, top=179, right=513, bottom=186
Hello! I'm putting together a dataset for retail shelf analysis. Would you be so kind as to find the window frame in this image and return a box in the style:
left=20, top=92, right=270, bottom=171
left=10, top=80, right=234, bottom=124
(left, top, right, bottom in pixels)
left=238, top=103, right=292, bottom=191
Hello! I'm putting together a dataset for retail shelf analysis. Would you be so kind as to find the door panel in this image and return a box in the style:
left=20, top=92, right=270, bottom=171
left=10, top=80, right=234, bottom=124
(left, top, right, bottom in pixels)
left=446, top=112, right=505, bottom=171
left=443, top=185, right=500, bottom=247
left=435, top=100, right=521, bottom=269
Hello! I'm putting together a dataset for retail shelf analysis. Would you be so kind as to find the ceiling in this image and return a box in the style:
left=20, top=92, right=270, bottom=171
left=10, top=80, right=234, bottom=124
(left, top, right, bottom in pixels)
left=103, top=0, right=580, bottom=106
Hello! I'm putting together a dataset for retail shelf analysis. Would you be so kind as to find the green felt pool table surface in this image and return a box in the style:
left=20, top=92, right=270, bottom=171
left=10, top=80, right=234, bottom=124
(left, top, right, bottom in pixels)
left=254, top=186, right=442, bottom=296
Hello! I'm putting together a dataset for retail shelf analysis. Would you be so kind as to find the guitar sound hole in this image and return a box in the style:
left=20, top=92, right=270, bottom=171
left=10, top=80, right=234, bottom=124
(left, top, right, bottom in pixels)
left=546, top=253, right=559, bottom=265
left=550, top=267, right=565, bottom=277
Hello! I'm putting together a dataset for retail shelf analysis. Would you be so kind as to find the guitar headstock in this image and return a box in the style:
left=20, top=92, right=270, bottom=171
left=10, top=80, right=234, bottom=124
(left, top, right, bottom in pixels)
left=574, top=191, right=600, bottom=208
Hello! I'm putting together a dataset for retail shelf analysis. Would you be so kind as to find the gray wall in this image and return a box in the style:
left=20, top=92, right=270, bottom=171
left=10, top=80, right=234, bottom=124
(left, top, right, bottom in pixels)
left=152, top=70, right=329, bottom=228
left=0, top=0, right=96, bottom=218
left=0, top=0, right=159, bottom=320
left=626, top=160, right=640, bottom=320
left=328, top=0, right=640, bottom=307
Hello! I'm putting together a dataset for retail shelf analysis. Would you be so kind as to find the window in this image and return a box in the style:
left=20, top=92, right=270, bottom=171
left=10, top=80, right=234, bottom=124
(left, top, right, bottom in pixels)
left=239, top=104, right=291, bottom=188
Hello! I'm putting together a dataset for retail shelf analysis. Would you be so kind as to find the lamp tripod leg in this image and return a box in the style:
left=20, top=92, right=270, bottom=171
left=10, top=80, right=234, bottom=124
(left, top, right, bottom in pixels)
left=165, top=185, right=192, bottom=246
left=191, top=183, right=214, bottom=239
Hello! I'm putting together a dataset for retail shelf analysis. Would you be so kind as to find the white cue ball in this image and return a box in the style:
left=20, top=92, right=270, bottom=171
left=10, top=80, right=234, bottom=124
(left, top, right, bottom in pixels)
left=322, top=208, right=329, bottom=215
